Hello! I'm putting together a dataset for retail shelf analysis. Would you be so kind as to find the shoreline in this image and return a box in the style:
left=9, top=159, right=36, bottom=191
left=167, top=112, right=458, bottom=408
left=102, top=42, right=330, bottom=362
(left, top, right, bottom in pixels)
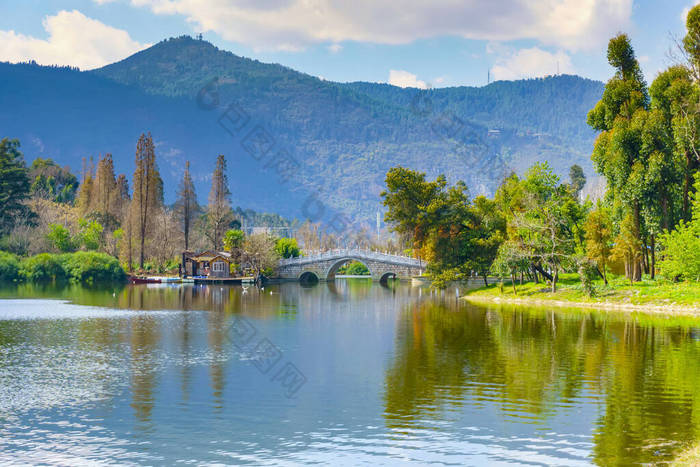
left=462, top=294, right=700, bottom=317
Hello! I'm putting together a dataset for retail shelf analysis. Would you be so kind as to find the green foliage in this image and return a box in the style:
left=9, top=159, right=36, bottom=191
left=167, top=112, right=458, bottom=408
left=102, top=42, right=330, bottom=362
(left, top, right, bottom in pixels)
left=274, top=237, right=300, bottom=258
left=46, top=223, right=74, bottom=252
left=28, top=158, right=79, bottom=203
left=569, top=164, right=586, bottom=196
left=577, top=257, right=599, bottom=297
left=0, top=251, right=20, bottom=282
left=58, top=251, right=126, bottom=283
left=337, top=261, right=370, bottom=275
left=0, top=138, right=33, bottom=235
left=658, top=220, right=700, bottom=281
left=76, top=218, right=104, bottom=251
left=223, top=229, right=245, bottom=252
left=584, top=202, right=614, bottom=285
left=20, top=253, right=66, bottom=282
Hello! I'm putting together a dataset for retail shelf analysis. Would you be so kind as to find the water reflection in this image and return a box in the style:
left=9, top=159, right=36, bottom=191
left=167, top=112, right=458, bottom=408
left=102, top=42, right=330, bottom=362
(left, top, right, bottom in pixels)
left=385, top=301, right=700, bottom=465
left=0, top=282, right=699, bottom=465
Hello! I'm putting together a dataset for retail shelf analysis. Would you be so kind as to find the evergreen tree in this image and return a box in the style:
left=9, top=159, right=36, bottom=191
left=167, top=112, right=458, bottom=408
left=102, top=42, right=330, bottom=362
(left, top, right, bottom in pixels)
left=588, top=34, right=649, bottom=281
left=0, top=138, right=32, bottom=235
left=206, top=154, right=233, bottom=250
left=175, top=160, right=198, bottom=250
left=568, top=164, right=586, bottom=198
left=130, top=133, right=162, bottom=268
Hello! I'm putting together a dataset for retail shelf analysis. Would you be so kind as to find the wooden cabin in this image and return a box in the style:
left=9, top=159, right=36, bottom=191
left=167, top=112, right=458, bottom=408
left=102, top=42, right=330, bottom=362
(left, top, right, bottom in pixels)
left=182, top=251, right=234, bottom=278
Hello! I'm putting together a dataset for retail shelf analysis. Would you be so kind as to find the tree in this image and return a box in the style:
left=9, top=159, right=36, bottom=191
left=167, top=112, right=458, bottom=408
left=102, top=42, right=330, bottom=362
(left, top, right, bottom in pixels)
left=175, top=160, right=198, bottom=250
left=242, top=233, right=278, bottom=278
left=90, top=153, right=118, bottom=217
left=584, top=202, right=614, bottom=285
left=469, top=196, right=505, bottom=285
left=206, top=155, right=234, bottom=250
left=223, top=229, right=245, bottom=252
left=76, top=218, right=104, bottom=251
left=28, top=158, right=79, bottom=203
left=275, top=237, right=300, bottom=258
left=0, top=138, right=33, bottom=235
left=612, top=213, right=643, bottom=285
left=588, top=34, right=649, bottom=282
left=381, top=166, right=447, bottom=252
left=569, top=164, right=586, bottom=198
left=130, top=133, right=162, bottom=268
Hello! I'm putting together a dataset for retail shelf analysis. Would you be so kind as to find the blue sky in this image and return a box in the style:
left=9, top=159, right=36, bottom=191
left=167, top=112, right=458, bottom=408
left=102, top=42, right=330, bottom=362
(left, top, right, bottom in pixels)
left=0, top=0, right=697, bottom=87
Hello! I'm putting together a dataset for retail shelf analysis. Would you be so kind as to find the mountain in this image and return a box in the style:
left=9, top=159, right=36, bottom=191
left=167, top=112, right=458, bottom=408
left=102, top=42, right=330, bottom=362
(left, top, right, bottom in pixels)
left=0, top=36, right=604, bottom=226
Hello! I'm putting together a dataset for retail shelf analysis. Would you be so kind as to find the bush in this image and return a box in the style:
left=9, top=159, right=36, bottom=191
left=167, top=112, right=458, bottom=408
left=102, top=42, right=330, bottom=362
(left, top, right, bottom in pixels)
left=577, top=257, right=598, bottom=297
left=21, top=253, right=66, bottom=282
left=0, top=251, right=20, bottom=282
left=59, top=251, right=126, bottom=283
left=46, top=223, right=74, bottom=252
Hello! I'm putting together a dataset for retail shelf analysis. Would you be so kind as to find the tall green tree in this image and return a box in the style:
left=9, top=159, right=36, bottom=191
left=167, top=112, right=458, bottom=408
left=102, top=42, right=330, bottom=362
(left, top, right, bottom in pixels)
left=0, top=138, right=32, bottom=235
left=588, top=34, right=649, bottom=281
left=175, top=160, right=198, bottom=250
left=568, top=164, right=586, bottom=198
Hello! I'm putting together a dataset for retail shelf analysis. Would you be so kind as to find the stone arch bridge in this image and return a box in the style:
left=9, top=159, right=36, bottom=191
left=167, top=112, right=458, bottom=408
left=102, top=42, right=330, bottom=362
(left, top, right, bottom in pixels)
left=277, top=249, right=425, bottom=282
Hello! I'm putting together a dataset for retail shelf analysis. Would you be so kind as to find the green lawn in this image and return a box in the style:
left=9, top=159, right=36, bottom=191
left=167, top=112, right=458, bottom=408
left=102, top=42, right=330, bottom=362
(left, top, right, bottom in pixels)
left=464, top=273, right=700, bottom=307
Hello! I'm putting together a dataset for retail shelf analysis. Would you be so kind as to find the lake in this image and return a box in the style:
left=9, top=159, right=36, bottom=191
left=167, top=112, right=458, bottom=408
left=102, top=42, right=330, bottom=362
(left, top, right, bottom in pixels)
left=0, top=280, right=699, bottom=465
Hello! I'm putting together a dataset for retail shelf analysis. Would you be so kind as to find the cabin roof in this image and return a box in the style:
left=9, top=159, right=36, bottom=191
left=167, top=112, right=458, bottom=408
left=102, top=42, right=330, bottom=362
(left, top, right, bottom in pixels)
left=187, top=251, right=233, bottom=262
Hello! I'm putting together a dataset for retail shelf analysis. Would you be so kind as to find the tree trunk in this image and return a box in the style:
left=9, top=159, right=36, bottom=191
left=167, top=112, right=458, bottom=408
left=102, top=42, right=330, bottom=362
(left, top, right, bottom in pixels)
left=483, top=274, right=488, bottom=287
left=650, top=234, right=656, bottom=280
left=533, top=263, right=553, bottom=281
left=511, top=274, right=517, bottom=295
left=551, top=267, right=558, bottom=293
left=642, top=236, right=649, bottom=275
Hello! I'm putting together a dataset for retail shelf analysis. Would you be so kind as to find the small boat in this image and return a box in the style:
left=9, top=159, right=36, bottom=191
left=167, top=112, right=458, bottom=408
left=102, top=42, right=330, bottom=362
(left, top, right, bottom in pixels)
left=129, top=275, right=161, bottom=284
left=159, top=277, right=181, bottom=283
left=180, top=278, right=195, bottom=283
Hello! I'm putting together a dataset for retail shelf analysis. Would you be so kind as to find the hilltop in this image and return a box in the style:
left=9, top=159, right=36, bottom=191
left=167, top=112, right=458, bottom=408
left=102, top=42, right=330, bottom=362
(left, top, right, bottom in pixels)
left=0, top=36, right=604, bottom=224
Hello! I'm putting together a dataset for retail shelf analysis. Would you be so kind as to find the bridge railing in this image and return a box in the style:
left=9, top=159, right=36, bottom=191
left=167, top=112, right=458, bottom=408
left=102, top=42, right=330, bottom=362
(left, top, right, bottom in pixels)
left=278, top=248, right=424, bottom=267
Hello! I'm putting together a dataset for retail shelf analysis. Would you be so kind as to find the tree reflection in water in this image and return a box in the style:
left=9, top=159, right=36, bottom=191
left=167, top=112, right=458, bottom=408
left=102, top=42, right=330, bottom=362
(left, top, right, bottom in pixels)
left=383, top=301, right=700, bottom=465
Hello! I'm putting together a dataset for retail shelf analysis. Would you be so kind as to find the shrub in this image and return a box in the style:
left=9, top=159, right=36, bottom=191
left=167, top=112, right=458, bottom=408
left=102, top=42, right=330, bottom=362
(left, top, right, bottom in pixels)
left=0, top=251, right=20, bottom=282
left=577, top=257, right=599, bottom=297
left=21, top=253, right=66, bottom=282
left=59, top=251, right=126, bottom=283
left=46, top=223, right=74, bottom=252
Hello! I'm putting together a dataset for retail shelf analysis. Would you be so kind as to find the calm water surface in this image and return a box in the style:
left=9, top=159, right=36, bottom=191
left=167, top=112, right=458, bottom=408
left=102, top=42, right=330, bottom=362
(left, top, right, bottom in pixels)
left=1, top=280, right=699, bottom=465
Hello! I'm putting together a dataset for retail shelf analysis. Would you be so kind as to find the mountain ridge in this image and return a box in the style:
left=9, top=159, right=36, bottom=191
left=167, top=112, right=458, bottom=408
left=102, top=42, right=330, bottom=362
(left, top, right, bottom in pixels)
left=0, top=36, right=604, bottom=225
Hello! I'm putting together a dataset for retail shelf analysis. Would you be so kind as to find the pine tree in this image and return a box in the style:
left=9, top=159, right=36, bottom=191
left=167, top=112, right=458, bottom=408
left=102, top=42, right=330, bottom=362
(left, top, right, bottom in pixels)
left=206, top=155, right=233, bottom=250
left=175, top=160, right=198, bottom=250
left=130, top=133, right=162, bottom=269
left=0, top=138, right=32, bottom=234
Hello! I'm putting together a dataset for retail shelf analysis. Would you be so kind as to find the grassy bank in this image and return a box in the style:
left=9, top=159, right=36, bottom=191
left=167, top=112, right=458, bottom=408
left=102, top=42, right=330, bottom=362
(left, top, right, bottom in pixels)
left=672, top=444, right=700, bottom=466
left=463, top=273, right=700, bottom=313
left=0, top=251, right=126, bottom=284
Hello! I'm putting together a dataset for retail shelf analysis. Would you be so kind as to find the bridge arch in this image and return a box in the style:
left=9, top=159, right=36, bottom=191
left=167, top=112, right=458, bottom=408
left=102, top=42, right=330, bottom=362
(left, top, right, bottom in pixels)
left=379, top=272, right=397, bottom=284
left=325, top=257, right=372, bottom=281
left=299, top=271, right=320, bottom=285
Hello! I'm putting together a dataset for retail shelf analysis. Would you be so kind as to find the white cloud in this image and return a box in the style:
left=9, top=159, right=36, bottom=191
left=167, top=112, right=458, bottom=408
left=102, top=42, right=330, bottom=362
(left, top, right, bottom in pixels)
left=327, top=43, right=342, bottom=53
left=388, top=70, right=427, bottom=89
left=490, top=47, right=574, bottom=81
left=0, top=10, right=148, bottom=69
left=118, top=0, right=632, bottom=51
